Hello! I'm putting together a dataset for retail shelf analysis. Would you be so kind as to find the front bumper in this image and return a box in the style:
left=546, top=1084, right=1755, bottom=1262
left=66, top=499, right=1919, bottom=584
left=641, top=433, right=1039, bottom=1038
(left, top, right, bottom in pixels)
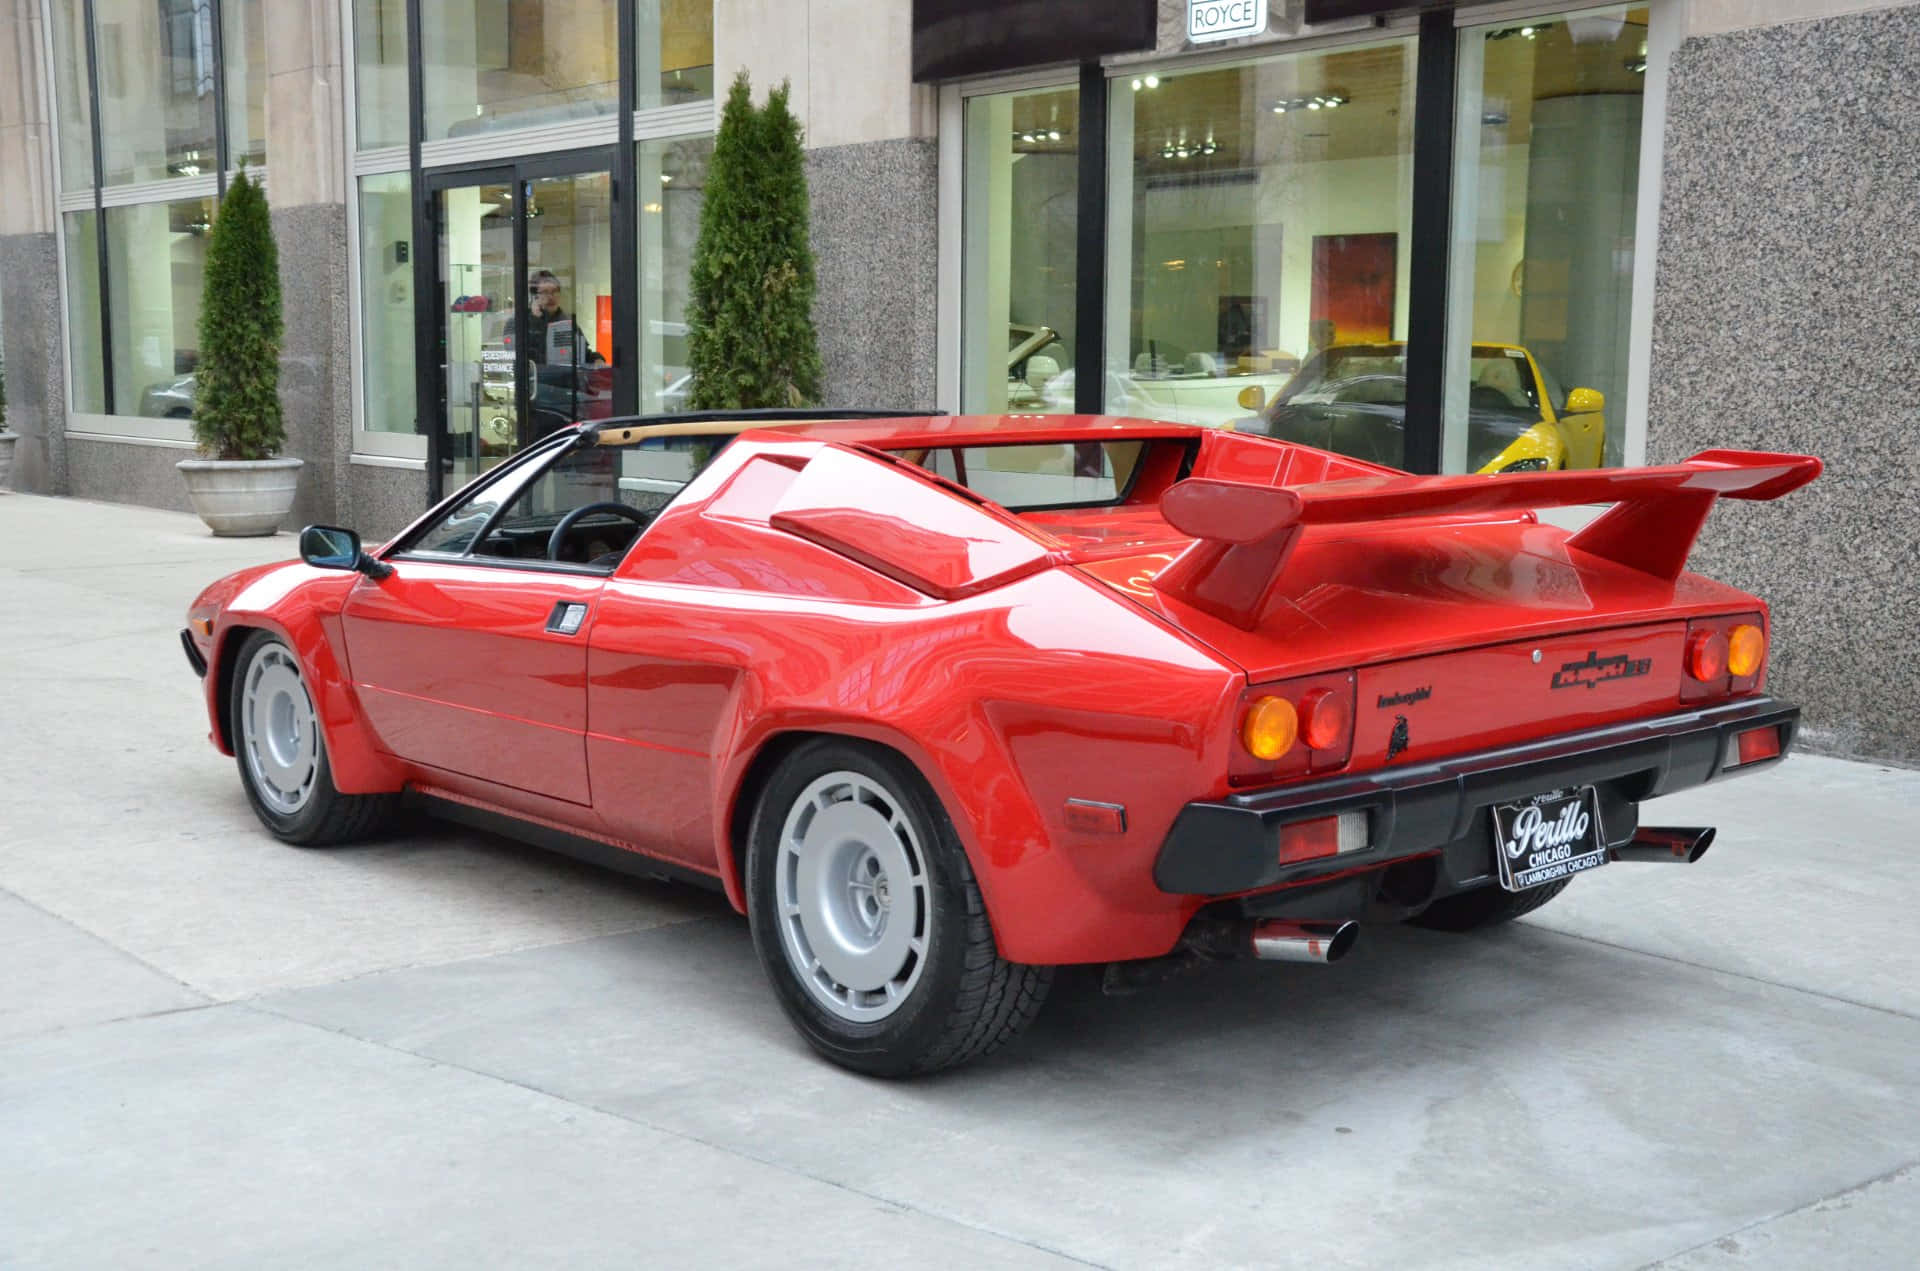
left=180, top=627, right=209, bottom=678
left=1155, top=696, right=1798, bottom=896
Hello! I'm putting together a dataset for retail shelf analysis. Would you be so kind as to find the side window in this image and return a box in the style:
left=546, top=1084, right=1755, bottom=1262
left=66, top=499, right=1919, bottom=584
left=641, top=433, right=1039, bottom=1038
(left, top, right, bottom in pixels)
left=470, top=446, right=636, bottom=565
left=412, top=457, right=553, bottom=555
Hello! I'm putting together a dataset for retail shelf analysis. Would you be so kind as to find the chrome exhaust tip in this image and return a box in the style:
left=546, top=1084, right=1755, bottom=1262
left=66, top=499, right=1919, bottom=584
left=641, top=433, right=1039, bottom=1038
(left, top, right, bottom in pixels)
left=1611, top=826, right=1716, bottom=865
left=1250, top=919, right=1359, bottom=964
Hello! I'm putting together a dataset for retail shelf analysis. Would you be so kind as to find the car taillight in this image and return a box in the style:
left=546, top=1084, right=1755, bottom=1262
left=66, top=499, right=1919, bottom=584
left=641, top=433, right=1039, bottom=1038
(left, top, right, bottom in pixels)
left=1299, top=688, right=1351, bottom=752
left=1242, top=696, right=1298, bottom=760
left=1233, top=672, right=1356, bottom=784
left=1681, top=612, right=1766, bottom=703
left=1728, top=623, right=1766, bottom=679
left=1686, top=629, right=1728, bottom=682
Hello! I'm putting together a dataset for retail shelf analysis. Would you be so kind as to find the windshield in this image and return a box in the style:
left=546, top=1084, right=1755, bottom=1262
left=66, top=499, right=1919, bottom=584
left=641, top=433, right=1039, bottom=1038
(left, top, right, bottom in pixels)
left=1274, top=344, right=1542, bottom=413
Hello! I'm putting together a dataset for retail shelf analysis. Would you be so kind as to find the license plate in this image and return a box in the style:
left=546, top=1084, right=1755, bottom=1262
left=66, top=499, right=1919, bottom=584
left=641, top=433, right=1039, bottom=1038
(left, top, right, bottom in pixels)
left=1490, top=786, right=1608, bottom=892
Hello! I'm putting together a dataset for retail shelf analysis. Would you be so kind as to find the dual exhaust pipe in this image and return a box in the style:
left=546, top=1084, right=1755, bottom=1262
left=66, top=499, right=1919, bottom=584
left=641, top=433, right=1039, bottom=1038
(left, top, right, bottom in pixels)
left=1612, top=825, right=1715, bottom=865
left=1244, top=825, right=1716, bottom=966
left=1118, top=824, right=1716, bottom=990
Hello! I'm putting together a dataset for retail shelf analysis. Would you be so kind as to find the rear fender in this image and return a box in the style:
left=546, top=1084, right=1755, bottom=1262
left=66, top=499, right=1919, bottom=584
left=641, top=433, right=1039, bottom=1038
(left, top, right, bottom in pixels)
left=208, top=570, right=405, bottom=795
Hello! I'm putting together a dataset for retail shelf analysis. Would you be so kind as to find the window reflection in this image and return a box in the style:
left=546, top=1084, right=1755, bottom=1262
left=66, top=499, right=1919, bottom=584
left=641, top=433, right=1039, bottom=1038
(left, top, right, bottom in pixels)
left=358, top=173, right=416, bottom=434
left=638, top=135, right=712, bottom=414
left=961, top=85, right=1079, bottom=415
left=93, top=0, right=221, bottom=185
left=1106, top=42, right=1415, bottom=462
left=1445, top=7, right=1648, bottom=471
left=106, top=196, right=216, bottom=417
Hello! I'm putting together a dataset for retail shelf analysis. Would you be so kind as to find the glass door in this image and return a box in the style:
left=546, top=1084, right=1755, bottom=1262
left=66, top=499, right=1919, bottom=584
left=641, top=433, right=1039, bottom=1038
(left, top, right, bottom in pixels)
left=433, top=170, right=517, bottom=489
left=427, top=150, right=618, bottom=494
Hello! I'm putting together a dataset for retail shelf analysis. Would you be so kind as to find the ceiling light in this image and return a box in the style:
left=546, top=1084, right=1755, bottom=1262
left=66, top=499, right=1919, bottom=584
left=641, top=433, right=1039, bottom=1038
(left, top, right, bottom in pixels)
left=1145, top=75, right=1159, bottom=88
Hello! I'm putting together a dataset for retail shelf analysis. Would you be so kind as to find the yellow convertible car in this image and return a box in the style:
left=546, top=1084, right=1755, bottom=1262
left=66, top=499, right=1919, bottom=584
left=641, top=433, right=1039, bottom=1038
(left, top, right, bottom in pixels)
left=1238, top=342, right=1607, bottom=473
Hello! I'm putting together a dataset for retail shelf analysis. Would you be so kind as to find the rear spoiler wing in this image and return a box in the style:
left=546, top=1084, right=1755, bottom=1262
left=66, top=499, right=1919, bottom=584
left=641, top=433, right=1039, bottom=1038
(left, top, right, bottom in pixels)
left=1153, top=449, right=1822, bottom=629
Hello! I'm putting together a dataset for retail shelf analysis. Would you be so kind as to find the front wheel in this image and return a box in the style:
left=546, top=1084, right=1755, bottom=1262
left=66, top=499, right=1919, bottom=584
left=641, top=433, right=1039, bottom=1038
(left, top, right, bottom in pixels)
left=745, top=740, right=1052, bottom=1077
left=230, top=630, right=392, bottom=846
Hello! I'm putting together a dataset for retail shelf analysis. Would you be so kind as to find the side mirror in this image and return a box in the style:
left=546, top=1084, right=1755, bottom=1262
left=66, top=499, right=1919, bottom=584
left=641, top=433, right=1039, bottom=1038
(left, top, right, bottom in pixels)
left=1237, top=385, right=1267, bottom=412
left=299, top=524, right=392, bottom=580
left=1565, top=387, right=1605, bottom=414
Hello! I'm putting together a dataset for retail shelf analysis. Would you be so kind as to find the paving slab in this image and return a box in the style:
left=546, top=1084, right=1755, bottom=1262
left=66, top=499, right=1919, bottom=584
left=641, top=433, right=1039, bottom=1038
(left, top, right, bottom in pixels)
left=1535, top=753, right=1920, bottom=1017
left=263, top=915, right=1920, bottom=1271
left=0, top=890, right=207, bottom=1041
left=1646, top=1164, right=1920, bottom=1270
left=0, top=1005, right=1084, bottom=1270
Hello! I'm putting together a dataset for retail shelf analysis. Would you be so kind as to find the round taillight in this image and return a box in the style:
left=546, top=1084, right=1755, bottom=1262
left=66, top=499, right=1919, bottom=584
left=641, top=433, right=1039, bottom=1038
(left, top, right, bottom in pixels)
left=1299, top=688, right=1350, bottom=751
left=1728, top=623, right=1766, bottom=678
left=1242, top=696, right=1299, bottom=761
left=1687, top=629, right=1729, bottom=682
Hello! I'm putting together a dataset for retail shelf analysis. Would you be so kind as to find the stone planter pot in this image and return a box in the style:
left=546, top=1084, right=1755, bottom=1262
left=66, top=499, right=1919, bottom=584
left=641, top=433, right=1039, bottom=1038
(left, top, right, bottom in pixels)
left=0, top=432, right=17, bottom=491
left=176, top=456, right=304, bottom=536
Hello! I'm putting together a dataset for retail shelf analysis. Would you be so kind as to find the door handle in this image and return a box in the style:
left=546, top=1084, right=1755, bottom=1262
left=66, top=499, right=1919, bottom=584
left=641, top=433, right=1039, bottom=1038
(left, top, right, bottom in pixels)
left=546, top=601, right=590, bottom=635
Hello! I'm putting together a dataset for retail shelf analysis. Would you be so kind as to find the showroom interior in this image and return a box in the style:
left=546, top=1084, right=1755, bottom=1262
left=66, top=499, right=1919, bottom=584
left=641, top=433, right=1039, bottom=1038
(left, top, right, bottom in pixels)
left=0, top=0, right=1915, bottom=764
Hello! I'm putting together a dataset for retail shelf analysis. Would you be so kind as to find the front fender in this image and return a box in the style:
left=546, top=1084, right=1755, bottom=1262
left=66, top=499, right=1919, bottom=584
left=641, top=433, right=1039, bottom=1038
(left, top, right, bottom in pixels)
left=199, top=564, right=405, bottom=795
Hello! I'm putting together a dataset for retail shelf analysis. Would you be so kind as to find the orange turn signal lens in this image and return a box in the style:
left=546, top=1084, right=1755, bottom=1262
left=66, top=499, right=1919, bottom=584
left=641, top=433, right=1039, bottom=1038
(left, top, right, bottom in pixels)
left=1298, top=688, right=1351, bottom=752
left=1686, top=629, right=1728, bottom=682
left=1242, top=695, right=1299, bottom=761
left=1727, top=624, right=1765, bottom=678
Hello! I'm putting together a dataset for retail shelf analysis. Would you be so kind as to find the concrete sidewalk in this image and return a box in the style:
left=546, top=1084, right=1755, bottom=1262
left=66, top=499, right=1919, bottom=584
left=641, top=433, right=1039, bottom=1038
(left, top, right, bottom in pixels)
left=2, top=491, right=1917, bottom=1270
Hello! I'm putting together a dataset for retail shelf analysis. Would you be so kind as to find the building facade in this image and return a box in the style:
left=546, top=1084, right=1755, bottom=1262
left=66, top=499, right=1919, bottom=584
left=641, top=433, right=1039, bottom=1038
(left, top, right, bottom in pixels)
left=0, top=0, right=1914, bottom=763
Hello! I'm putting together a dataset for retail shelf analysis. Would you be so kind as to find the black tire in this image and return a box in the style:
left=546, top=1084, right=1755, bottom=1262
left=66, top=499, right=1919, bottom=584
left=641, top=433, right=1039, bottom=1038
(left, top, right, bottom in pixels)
left=745, top=739, right=1052, bottom=1077
left=1410, top=877, right=1571, bottom=932
left=229, top=630, right=393, bottom=846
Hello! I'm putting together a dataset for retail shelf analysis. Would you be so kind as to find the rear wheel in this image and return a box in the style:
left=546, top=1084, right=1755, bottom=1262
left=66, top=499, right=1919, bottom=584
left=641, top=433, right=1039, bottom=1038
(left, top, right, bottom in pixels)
left=230, top=630, right=392, bottom=845
left=745, top=739, right=1052, bottom=1077
left=1410, top=877, right=1571, bottom=932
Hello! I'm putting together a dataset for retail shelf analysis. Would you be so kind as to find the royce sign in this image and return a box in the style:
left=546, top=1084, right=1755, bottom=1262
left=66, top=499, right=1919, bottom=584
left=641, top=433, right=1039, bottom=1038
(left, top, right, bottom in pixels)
left=1188, top=0, right=1265, bottom=43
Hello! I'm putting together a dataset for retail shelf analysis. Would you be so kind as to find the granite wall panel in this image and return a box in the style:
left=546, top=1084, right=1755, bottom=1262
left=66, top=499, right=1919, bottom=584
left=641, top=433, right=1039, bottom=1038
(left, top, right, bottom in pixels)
left=274, top=202, right=351, bottom=529
left=67, top=436, right=196, bottom=512
left=1649, top=6, right=1920, bottom=764
left=346, top=462, right=428, bottom=543
left=806, top=138, right=938, bottom=411
left=0, top=232, right=67, bottom=493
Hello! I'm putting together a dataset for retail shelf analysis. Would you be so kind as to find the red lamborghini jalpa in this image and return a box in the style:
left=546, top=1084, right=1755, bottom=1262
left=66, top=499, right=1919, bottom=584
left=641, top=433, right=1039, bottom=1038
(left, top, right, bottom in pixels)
left=182, top=411, right=1819, bottom=1075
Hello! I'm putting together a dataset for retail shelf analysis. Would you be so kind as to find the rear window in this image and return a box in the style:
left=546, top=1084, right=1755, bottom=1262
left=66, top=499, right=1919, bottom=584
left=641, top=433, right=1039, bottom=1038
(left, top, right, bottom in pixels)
left=894, top=441, right=1147, bottom=510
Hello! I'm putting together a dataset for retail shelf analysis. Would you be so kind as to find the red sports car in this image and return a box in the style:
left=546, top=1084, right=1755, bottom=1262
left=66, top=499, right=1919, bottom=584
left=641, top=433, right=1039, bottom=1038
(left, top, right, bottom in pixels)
left=182, top=412, right=1819, bottom=1075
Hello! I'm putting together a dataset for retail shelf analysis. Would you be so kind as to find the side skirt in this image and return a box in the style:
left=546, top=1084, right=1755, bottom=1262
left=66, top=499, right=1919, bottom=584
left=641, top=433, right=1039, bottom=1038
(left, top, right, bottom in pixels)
left=406, top=787, right=728, bottom=896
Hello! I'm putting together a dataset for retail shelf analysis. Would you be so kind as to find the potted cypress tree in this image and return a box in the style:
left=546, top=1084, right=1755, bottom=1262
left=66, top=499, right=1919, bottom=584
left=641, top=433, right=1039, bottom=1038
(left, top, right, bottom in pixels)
left=175, top=168, right=301, bottom=535
left=0, top=351, right=15, bottom=491
left=687, top=74, right=822, bottom=409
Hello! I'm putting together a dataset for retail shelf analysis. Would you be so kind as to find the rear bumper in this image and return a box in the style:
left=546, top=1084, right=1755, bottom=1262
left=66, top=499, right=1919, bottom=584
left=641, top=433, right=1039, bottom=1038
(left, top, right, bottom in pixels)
left=1155, top=696, right=1798, bottom=896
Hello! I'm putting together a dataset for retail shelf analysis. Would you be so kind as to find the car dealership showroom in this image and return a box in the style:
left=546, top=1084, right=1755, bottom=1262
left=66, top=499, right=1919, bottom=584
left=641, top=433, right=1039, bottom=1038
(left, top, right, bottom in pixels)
left=1, top=1, right=1917, bottom=1267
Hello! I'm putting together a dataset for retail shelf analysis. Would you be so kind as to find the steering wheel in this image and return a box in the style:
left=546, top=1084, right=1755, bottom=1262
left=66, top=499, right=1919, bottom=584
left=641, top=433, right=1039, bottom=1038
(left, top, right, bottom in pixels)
left=547, top=501, right=651, bottom=562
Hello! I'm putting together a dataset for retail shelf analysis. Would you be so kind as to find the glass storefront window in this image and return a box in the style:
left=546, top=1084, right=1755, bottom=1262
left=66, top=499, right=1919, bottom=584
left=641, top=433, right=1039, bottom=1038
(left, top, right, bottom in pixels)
left=50, top=0, right=95, bottom=191
left=223, top=0, right=268, bottom=169
left=1106, top=42, right=1415, bottom=462
left=641, top=0, right=715, bottom=110
left=960, top=84, right=1079, bottom=415
left=1445, top=8, right=1648, bottom=473
left=358, top=173, right=416, bottom=433
left=104, top=195, right=215, bottom=417
left=420, top=0, right=620, bottom=142
left=354, top=0, right=410, bottom=149
left=63, top=212, right=107, bottom=413
left=637, top=135, right=711, bottom=413
left=92, top=0, right=221, bottom=185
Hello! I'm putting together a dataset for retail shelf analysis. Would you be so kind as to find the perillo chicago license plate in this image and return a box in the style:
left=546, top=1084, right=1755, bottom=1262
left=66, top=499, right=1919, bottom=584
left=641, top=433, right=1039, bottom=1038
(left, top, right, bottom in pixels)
left=1491, top=786, right=1607, bottom=891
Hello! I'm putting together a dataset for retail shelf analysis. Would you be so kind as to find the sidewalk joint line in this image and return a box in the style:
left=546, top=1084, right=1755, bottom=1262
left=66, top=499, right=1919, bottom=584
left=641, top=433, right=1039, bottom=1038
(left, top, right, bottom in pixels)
left=1635, top=1158, right=1919, bottom=1269
left=244, top=1000, right=1110, bottom=1269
